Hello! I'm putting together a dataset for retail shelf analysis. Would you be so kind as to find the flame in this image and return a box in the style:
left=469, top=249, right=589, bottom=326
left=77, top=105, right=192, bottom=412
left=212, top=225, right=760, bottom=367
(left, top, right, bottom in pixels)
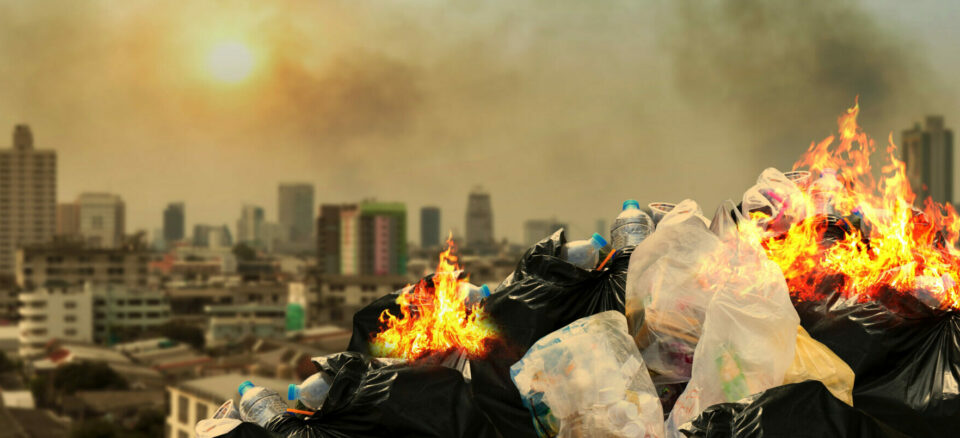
left=371, top=237, right=499, bottom=360
left=755, top=99, right=960, bottom=310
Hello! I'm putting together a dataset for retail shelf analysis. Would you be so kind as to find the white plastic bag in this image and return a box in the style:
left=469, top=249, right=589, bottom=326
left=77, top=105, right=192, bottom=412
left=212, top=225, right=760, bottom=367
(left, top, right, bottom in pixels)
left=625, top=199, right=721, bottom=384
left=665, top=222, right=800, bottom=435
left=511, top=311, right=664, bottom=438
left=741, top=167, right=807, bottom=232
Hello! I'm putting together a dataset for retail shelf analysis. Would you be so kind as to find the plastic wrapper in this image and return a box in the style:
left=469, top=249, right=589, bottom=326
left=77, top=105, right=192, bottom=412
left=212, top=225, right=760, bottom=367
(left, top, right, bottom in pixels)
left=625, top=200, right=721, bottom=384
left=795, top=282, right=960, bottom=436
left=665, top=222, right=799, bottom=435
left=265, top=351, right=497, bottom=438
left=469, top=229, right=634, bottom=437
left=677, top=381, right=908, bottom=438
left=741, top=167, right=806, bottom=233
left=511, top=311, right=664, bottom=438
left=782, top=325, right=855, bottom=406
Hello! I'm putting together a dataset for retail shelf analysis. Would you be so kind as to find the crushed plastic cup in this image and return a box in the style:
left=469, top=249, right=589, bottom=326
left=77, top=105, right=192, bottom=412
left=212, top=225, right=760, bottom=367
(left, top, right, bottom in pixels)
left=212, top=399, right=241, bottom=420
left=648, top=202, right=676, bottom=225
left=783, top=170, right=811, bottom=189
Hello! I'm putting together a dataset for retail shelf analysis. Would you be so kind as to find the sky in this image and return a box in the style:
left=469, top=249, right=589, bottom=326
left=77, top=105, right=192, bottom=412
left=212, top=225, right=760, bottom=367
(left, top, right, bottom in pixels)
left=1, top=0, right=959, bottom=244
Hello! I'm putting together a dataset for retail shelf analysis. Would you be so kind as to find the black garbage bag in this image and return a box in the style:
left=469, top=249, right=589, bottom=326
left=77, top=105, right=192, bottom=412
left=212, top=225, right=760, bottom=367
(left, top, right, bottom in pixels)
left=794, top=278, right=960, bottom=437
left=265, top=351, right=497, bottom=438
left=468, top=229, right=634, bottom=437
left=678, top=381, right=908, bottom=438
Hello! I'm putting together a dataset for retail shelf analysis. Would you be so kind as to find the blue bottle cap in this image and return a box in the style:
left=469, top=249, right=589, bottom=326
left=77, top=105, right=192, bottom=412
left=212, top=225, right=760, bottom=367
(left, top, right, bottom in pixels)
left=238, top=380, right=255, bottom=396
left=590, top=233, right=607, bottom=249
left=622, top=200, right=640, bottom=210
left=288, top=384, right=300, bottom=401
left=480, top=284, right=491, bottom=298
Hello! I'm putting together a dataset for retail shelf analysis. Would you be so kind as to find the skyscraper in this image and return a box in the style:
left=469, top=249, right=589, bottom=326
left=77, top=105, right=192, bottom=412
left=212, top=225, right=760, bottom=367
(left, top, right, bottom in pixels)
left=903, top=116, right=954, bottom=204
left=359, top=202, right=407, bottom=275
left=163, top=202, right=186, bottom=244
left=77, top=193, right=125, bottom=248
left=56, top=203, right=81, bottom=238
left=466, top=188, right=494, bottom=250
left=278, top=183, right=315, bottom=243
left=0, top=125, right=56, bottom=275
left=420, top=206, right=441, bottom=248
left=237, top=204, right=265, bottom=247
left=317, top=204, right=342, bottom=274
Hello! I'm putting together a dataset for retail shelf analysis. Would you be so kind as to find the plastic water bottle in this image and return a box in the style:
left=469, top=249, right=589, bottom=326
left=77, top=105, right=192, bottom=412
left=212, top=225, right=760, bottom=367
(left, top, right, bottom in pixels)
left=288, top=372, right=333, bottom=410
left=461, top=283, right=491, bottom=306
left=562, top=233, right=607, bottom=269
left=238, top=380, right=287, bottom=427
left=610, top=200, right=654, bottom=250
left=809, top=168, right=843, bottom=216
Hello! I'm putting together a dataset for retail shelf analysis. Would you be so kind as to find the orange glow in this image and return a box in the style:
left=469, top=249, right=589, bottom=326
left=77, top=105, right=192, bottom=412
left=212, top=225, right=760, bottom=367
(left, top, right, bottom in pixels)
left=757, top=99, right=960, bottom=310
left=371, top=237, right=498, bottom=359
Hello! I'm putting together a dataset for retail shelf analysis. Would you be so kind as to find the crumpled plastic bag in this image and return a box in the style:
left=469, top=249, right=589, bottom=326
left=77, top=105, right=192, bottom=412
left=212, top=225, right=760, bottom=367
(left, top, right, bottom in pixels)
left=741, top=167, right=807, bottom=233
left=665, top=221, right=800, bottom=435
left=782, top=325, right=855, bottom=406
left=511, top=311, right=664, bottom=438
left=626, top=200, right=721, bottom=384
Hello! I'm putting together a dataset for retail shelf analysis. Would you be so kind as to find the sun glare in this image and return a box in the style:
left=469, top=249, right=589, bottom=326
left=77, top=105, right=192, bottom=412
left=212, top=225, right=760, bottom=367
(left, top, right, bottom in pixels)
left=206, top=41, right=254, bottom=84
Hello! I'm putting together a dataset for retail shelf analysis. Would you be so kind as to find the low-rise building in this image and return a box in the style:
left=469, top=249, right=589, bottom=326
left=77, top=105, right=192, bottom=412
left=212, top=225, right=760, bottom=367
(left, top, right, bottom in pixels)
left=16, top=241, right=151, bottom=291
left=90, top=284, right=171, bottom=344
left=167, top=373, right=290, bottom=438
left=205, top=304, right=286, bottom=346
left=18, top=288, right=93, bottom=357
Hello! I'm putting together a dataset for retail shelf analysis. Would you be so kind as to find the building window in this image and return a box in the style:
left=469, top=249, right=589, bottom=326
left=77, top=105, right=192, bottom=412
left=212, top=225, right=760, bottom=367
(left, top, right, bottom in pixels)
left=64, top=329, right=77, bottom=336
left=128, top=299, right=142, bottom=306
left=64, top=315, right=76, bottom=322
left=178, top=430, right=188, bottom=438
left=177, top=395, right=189, bottom=423
left=92, top=216, right=104, bottom=229
left=64, top=301, right=76, bottom=309
left=195, top=402, right=208, bottom=421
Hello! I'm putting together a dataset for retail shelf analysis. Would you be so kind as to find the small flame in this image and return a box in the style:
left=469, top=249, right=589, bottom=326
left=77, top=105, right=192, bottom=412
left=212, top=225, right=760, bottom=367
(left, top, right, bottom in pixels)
left=371, top=236, right=499, bottom=360
left=756, top=99, right=960, bottom=310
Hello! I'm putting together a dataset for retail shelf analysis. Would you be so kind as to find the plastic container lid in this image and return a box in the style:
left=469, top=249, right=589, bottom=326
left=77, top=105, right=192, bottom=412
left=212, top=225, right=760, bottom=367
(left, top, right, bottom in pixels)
left=287, top=384, right=300, bottom=401
left=480, top=284, right=491, bottom=298
left=622, top=199, right=640, bottom=210
left=590, top=233, right=608, bottom=249
left=238, top=380, right=254, bottom=396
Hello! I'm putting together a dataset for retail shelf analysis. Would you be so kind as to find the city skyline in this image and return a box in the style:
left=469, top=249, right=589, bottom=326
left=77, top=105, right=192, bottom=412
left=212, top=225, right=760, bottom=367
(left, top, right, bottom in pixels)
left=4, top=1, right=960, bottom=244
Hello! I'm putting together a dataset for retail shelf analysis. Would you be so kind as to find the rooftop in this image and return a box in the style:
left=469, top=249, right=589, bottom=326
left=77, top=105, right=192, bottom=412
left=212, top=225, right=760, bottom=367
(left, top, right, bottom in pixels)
left=73, top=389, right=164, bottom=413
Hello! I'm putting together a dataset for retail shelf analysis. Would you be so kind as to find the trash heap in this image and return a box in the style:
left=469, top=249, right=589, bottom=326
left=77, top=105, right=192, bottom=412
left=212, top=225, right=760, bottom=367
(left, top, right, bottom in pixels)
left=197, top=103, right=959, bottom=438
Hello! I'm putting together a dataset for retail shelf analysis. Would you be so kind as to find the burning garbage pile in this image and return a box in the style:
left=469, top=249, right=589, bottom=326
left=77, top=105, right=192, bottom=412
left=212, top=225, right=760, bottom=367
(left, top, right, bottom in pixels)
left=197, top=101, right=959, bottom=438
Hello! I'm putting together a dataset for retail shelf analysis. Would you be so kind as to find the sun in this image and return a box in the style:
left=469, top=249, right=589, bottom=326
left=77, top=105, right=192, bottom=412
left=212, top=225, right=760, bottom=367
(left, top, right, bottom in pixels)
left=206, top=41, right=255, bottom=84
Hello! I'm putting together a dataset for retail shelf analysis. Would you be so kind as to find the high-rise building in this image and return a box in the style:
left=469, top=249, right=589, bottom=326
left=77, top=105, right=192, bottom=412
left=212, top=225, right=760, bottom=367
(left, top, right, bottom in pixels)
left=0, top=125, right=56, bottom=275
left=278, top=184, right=315, bottom=243
left=340, top=205, right=360, bottom=275
left=466, top=188, right=494, bottom=250
left=524, top=219, right=568, bottom=246
left=57, top=203, right=81, bottom=237
left=163, top=202, right=186, bottom=244
left=78, top=193, right=125, bottom=248
left=903, top=116, right=954, bottom=204
left=359, top=202, right=407, bottom=276
left=317, top=205, right=342, bottom=275
left=192, top=224, right=213, bottom=247
left=237, top=205, right=265, bottom=247
left=420, top=206, right=441, bottom=248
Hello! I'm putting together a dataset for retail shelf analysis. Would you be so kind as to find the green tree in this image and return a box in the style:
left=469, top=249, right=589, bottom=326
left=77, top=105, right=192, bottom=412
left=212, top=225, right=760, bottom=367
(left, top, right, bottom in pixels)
left=0, top=351, right=16, bottom=373
left=232, top=242, right=257, bottom=261
left=52, top=362, right=128, bottom=395
left=156, top=321, right=205, bottom=350
left=130, top=409, right=165, bottom=438
left=71, top=418, right=118, bottom=438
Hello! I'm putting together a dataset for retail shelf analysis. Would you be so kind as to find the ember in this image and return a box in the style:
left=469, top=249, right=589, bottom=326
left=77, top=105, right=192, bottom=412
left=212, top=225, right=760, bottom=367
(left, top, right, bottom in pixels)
left=370, top=237, right=499, bottom=360
left=758, top=100, right=960, bottom=309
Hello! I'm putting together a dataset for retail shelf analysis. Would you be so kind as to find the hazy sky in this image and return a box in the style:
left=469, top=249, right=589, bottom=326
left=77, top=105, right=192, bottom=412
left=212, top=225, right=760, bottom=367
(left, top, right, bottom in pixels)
left=1, top=0, right=958, bottom=243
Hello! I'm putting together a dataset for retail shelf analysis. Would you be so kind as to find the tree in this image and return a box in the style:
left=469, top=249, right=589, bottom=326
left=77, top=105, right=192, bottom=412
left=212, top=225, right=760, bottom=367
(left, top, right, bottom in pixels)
left=52, top=362, right=128, bottom=395
left=71, top=418, right=118, bottom=438
left=232, top=243, right=257, bottom=261
left=156, top=321, right=205, bottom=350
left=0, top=351, right=17, bottom=373
left=130, top=409, right=165, bottom=438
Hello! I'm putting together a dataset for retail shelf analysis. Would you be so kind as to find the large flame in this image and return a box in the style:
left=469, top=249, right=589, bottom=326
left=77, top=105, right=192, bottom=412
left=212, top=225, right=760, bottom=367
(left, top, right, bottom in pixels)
left=371, top=237, right=498, bottom=360
left=758, top=99, right=960, bottom=310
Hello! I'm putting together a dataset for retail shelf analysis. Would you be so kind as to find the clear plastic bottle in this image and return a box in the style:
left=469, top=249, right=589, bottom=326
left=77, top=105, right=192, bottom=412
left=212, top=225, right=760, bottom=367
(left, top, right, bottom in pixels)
left=461, top=283, right=491, bottom=306
left=610, top=200, right=654, bottom=250
left=238, top=380, right=288, bottom=427
left=561, top=233, right=607, bottom=269
left=287, top=372, right=333, bottom=410
left=809, top=168, right=843, bottom=216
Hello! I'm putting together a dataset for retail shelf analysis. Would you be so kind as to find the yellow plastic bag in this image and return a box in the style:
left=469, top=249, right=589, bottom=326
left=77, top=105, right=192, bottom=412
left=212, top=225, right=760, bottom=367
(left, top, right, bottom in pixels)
left=783, top=326, right=855, bottom=406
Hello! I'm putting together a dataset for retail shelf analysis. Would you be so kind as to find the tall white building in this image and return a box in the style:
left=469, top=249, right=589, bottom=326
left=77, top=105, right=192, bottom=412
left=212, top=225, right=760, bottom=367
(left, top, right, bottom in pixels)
left=0, top=125, right=56, bottom=275
left=18, top=287, right=93, bottom=357
left=78, top=193, right=126, bottom=248
left=236, top=205, right=265, bottom=247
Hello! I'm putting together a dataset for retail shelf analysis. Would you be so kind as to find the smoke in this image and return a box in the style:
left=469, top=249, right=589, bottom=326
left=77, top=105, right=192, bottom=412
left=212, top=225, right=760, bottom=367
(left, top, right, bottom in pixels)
left=0, top=0, right=952, bottom=243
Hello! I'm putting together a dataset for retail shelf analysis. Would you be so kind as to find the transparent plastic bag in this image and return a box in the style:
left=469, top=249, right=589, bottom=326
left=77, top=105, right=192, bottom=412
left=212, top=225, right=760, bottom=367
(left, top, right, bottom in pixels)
left=511, top=311, right=664, bottom=438
left=665, top=222, right=800, bottom=436
left=741, top=167, right=807, bottom=232
left=783, top=326, right=855, bottom=406
left=625, top=200, right=721, bottom=384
